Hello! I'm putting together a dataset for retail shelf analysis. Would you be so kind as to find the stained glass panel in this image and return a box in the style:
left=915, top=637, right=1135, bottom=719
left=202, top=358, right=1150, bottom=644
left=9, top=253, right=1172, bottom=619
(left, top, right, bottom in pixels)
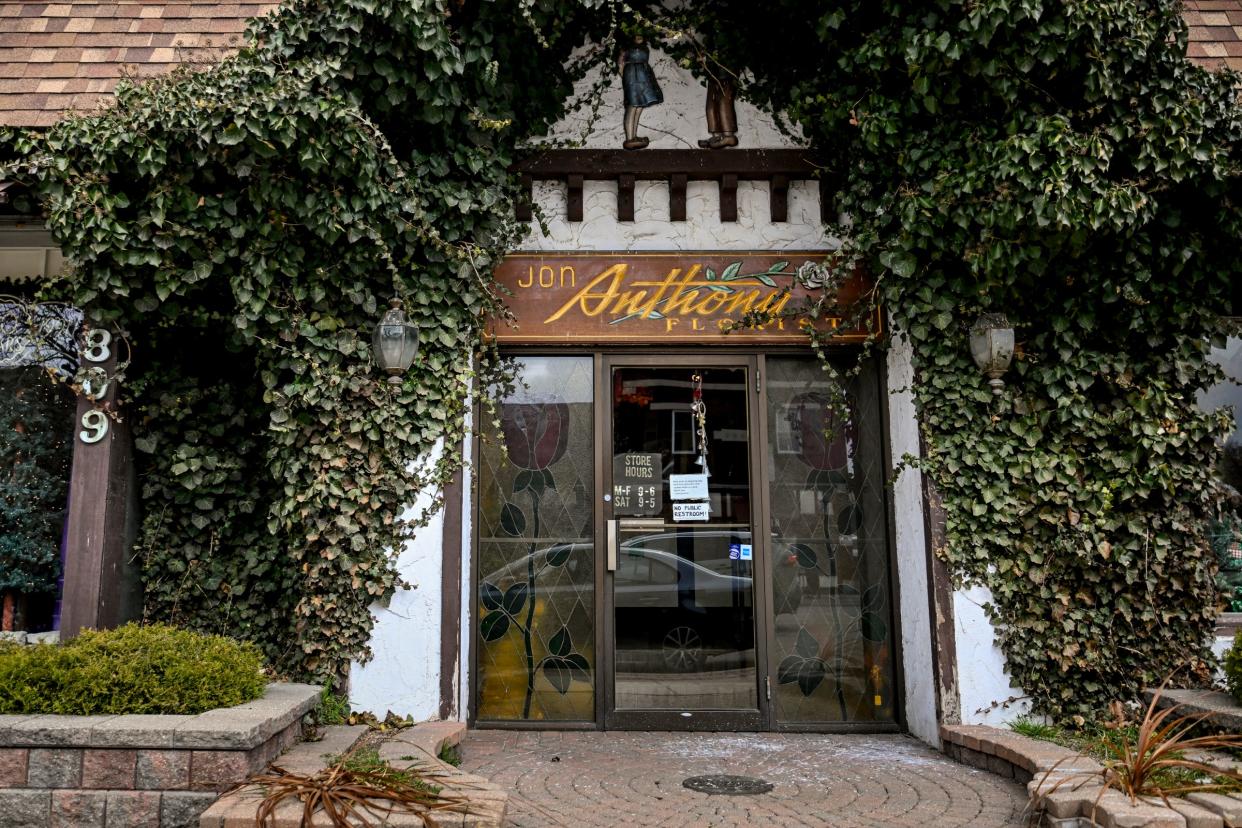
left=476, top=356, right=595, bottom=721
left=766, top=357, right=897, bottom=723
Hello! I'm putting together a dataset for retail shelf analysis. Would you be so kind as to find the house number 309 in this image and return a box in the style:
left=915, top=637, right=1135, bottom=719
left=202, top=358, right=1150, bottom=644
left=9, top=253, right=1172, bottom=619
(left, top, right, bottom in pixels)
left=79, top=410, right=109, bottom=444
left=79, top=329, right=115, bottom=443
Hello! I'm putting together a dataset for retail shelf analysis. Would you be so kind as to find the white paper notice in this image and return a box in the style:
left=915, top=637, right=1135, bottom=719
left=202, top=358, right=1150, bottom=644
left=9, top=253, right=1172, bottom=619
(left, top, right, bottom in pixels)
left=672, top=502, right=711, bottom=522
left=669, top=473, right=709, bottom=501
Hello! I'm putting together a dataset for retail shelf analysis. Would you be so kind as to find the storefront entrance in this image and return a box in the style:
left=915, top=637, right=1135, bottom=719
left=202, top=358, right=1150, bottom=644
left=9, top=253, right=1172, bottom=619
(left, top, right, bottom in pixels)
left=473, top=351, right=900, bottom=732
left=605, top=358, right=764, bottom=729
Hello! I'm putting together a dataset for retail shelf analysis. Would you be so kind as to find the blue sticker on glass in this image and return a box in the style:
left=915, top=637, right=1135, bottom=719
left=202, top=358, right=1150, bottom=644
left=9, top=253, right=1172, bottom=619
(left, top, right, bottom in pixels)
left=728, top=543, right=741, bottom=560
left=740, top=544, right=753, bottom=561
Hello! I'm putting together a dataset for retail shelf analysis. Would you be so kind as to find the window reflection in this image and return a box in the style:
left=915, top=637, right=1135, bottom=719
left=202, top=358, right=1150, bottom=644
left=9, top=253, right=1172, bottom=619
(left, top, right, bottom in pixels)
left=766, top=358, right=896, bottom=723
left=1204, top=338, right=1242, bottom=610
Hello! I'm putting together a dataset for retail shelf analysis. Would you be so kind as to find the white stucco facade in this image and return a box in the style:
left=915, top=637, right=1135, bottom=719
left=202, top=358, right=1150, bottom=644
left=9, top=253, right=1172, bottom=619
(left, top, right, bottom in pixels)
left=349, top=445, right=447, bottom=721
left=0, top=228, right=63, bottom=283
left=351, top=49, right=941, bottom=745
left=885, top=334, right=939, bottom=746
left=952, top=586, right=1030, bottom=726
left=543, top=49, right=801, bottom=151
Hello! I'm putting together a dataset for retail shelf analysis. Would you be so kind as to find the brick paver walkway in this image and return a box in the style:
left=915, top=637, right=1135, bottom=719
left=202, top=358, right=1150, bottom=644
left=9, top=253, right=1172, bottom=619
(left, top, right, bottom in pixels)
left=459, top=730, right=1030, bottom=827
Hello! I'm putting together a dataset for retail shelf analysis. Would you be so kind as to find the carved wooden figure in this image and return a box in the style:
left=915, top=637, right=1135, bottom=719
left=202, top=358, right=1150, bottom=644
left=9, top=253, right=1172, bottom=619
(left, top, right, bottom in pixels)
left=700, top=75, right=738, bottom=149
left=620, top=36, right=662, bottom=150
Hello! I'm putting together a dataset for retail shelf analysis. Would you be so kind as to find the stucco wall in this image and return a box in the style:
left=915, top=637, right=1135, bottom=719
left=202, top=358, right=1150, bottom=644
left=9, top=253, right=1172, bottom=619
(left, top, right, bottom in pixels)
left=953, top=586, right=1031, bottom=726
left=542, top=49, right=802, bottom=151
left=349, top=446, right=446, bottom=721
left=886, top=333, right=939, bottom=745
left=0, top=228, right=63, bottom=284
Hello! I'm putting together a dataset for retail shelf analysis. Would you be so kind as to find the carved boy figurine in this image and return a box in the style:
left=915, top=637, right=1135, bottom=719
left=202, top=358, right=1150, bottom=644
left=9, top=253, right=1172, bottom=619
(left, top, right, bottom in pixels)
left=699, top=74, right=738, bottom=149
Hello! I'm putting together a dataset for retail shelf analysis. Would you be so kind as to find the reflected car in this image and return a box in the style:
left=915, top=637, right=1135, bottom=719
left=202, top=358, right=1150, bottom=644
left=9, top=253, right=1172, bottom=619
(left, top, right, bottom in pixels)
left=480, top=530, right=802, bottom=673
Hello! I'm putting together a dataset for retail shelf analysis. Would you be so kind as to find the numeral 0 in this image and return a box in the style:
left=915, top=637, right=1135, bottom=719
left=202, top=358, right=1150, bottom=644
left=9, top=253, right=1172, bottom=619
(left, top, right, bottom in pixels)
left=79, top=410, right=109, bottom=444
left=79, top=367, right=110, bottom=401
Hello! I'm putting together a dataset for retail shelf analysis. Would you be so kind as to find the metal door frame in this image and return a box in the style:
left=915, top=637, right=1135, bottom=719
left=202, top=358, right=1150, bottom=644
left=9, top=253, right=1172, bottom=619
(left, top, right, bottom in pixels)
left=599, top=353, right=771, bottom=731
left=467, top=347, right=905, bottom=734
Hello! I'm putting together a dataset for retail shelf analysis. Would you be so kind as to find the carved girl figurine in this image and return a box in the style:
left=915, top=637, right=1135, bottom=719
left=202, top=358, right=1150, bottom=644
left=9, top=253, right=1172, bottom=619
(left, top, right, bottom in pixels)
left=619, top=37, right=662, bottom=150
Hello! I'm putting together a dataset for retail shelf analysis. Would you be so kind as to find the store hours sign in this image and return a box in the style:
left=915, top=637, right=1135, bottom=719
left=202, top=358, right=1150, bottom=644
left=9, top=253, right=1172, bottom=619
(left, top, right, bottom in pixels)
left=612, top=452, right=661, bottom=516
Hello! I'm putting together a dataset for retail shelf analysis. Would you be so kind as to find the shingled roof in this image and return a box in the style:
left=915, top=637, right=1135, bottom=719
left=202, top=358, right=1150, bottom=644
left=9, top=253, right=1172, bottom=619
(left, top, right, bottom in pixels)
left=1187, top=0, right=1242, bottom=70
left=1, top=1, right=1242, bottom=127
left=0, top=1, right=276, bottom=127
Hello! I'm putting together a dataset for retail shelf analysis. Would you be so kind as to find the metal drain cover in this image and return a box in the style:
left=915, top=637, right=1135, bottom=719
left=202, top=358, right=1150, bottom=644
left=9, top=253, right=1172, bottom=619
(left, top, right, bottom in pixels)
left=682, top=774, right=774, bottom=796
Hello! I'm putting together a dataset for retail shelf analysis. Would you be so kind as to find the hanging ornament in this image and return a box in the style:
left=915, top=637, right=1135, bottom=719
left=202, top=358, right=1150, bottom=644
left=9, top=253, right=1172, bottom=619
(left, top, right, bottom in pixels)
left=691, top=372, right=710, bottom=478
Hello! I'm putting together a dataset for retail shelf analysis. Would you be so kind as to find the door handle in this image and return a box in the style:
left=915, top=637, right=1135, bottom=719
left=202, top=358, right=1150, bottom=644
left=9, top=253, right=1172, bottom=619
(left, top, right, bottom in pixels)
left=607, top=518, right=618, bottom=571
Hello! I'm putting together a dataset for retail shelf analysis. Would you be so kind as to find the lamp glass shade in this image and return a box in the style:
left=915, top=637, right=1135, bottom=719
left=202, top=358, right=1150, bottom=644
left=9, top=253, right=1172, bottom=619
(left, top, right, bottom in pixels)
left=969, top=313, right=1015, bottom=393
left=372, top=299, right=419, bottom=383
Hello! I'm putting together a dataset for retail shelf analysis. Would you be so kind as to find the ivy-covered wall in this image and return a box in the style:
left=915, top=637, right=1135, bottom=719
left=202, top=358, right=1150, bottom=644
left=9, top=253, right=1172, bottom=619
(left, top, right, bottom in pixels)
left=2, top=0, right=613, bottom=683
left=697, top=0, right=1242, bottom=719
left=1, top=0, right=1238, bottom=720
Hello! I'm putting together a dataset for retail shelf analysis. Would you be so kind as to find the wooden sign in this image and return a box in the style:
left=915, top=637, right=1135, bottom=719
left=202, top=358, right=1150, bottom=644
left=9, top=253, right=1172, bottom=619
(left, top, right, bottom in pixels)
left=492, top=252, right=876, bottom=344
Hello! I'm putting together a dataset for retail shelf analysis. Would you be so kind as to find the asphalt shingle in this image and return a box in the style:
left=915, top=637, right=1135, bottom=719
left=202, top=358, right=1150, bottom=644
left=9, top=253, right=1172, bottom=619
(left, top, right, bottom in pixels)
left=0, top=1, right=1239, bottom=127
left=0, top=1, right=276, bottom=127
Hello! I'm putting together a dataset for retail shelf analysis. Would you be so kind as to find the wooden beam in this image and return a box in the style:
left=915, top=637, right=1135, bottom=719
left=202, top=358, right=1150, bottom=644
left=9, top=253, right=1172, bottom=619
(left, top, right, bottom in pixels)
left=669, top=173, right=687, bottom=222
left=566, top=174, right=583, bottom=223
left=617, top=174, right=635, bottom=222
left=770, top=174, right=789, bottom=223
left=438, top=466, right=464, bottom=720
left=719, top=173, right=737, bottom=222
left=515, top=173, right=532, bottom=222
left=514, top=149, right=823, bottom=182
left=819, top=176, right=834, bottom=224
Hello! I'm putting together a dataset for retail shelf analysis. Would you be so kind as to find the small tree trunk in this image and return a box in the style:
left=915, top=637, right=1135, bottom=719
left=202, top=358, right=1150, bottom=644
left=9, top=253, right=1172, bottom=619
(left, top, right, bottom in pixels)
left=1, top=592, right=14, bottom=632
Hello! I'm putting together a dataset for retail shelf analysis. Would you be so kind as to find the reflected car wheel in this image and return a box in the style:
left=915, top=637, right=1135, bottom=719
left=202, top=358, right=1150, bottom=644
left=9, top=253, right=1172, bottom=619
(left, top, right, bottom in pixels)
left=662, top=625, right=704, bottom=672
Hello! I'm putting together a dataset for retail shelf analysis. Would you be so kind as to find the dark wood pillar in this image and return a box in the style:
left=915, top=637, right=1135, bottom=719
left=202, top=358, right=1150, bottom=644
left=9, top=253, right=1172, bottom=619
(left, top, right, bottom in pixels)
left=922, top=476, right=961, bottom=725
left=60, top=325, right=140, bottom=638
left=439, top=465, right=465, bottom=720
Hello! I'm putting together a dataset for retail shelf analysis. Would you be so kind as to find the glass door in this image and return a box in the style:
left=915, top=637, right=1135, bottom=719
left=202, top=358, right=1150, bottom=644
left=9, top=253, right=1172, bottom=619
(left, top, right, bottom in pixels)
left=602, top=357, right=768, bottom=730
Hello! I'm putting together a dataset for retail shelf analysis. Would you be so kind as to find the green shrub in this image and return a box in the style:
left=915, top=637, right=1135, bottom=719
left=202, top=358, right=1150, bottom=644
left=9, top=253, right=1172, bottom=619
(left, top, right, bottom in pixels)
left=1225, top=630, right=1242, bottom=705
left=0, top=623, right=267, bottom=714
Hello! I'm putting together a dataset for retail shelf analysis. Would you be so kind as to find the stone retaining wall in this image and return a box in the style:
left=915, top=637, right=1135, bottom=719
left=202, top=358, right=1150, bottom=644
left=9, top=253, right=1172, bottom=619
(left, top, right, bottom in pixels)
left=0, top=683, right=319, bottom=828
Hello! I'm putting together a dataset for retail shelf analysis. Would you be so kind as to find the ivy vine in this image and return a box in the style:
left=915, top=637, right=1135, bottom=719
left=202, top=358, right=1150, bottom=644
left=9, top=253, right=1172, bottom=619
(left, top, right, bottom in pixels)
left=1, top=0, right=612, bottom=683
left=3, top=0, right=1240, bottom=719
left=697, top=0, right=1242, bottom=718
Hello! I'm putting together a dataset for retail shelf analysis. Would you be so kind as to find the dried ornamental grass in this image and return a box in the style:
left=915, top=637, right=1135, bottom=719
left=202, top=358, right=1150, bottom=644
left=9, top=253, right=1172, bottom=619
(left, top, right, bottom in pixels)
left=1091, top=688, right=1242, bottom=803
left=1032, top=684, right=1242, bottom=821
left=249, top=746, right=471, bottom=828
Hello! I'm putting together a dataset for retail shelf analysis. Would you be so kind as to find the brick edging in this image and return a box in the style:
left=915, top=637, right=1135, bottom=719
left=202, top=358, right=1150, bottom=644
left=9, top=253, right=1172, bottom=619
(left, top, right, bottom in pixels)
left=940, top=724, right=1232, bottom=827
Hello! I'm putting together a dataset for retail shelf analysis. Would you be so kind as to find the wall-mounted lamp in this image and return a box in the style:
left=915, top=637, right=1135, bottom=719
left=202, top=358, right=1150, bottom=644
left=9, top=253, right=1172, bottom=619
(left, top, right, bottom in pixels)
left=969, top=312, right=1015, bottom=396
left=372, top=298, right=420, bottom=385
